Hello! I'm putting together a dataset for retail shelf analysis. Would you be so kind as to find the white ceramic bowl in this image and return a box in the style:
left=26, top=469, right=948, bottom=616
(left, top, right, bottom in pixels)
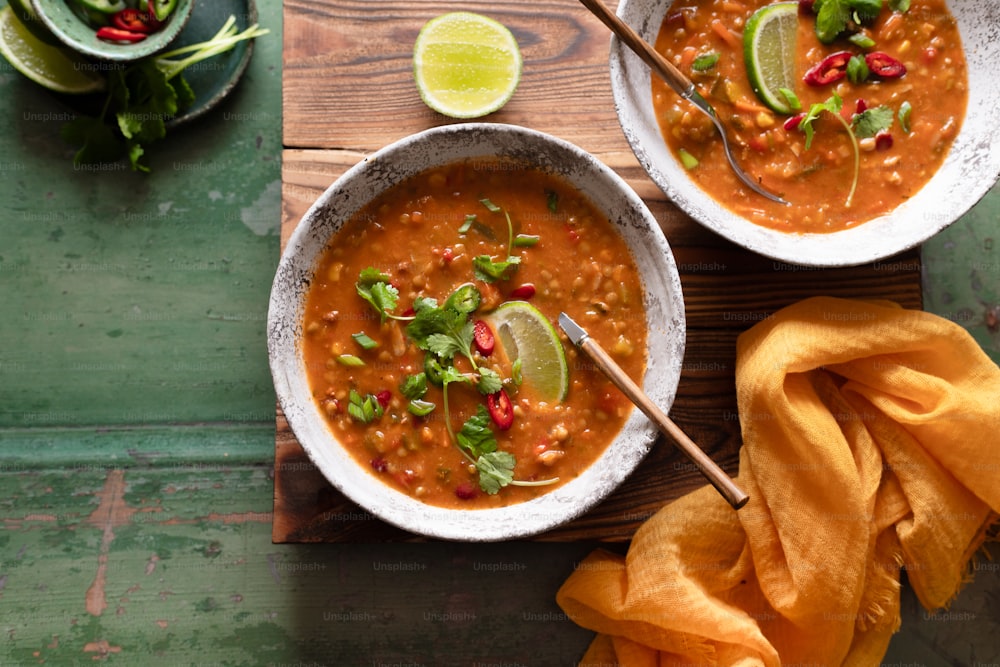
left=610, top=0, right=1000, bottom=266
left=267, top=123, right=686, bottom=541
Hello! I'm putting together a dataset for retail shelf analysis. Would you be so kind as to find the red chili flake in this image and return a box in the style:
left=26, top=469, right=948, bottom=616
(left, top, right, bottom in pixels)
left=111, top=8, right=159, bottom=34
left=509, top=283, right=536, bottom=299
left=472, top=320, right=495, bottom=355
left=803, top=51, right=852, bottom=86
left=375, top=390, right=391, bottom=408
left=855, top=98, right=868, bottom=114
left=454, top=482, right=478, bottom=500
left=567, top=228, right=580, bottom=242
left=96, top=26, right=148, bottom=42
left=441, top=247, right=455, bottom=263
left=370, top=457, right=388, bottom=473
left=875, top=131, right=894, bottom=151
left=487, top=389, right=514, bottom=431
left=864, top=52, right=907, bottom=79
left=783, top=113, right=806, bottom=131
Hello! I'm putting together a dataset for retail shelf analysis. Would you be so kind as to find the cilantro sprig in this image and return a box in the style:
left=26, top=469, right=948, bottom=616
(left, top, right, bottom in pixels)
left=797, top=95, right=896, bottom=208
left=471, top=200, right=522, bottom=283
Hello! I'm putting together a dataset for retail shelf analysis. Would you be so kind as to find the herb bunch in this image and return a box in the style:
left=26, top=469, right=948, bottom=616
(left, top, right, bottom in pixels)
left=61, top=16, right=269, bottom=172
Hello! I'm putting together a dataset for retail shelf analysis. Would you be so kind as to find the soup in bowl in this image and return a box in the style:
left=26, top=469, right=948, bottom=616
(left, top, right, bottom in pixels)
left=610, top=0, right=1000, bottom=266
left=267, top=124, right=686, bottom=541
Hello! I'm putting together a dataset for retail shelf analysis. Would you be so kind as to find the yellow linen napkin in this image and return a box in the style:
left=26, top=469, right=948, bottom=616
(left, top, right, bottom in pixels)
left=557, top=297, right=1000, bottom=666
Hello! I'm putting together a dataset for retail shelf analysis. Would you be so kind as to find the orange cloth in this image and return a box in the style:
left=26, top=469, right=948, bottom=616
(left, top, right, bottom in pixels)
left=557, top=297, right=1000, bottom=666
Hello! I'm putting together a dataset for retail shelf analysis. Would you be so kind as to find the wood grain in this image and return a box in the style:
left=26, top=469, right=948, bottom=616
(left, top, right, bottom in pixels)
left=276, top=0, right=922, bottom=542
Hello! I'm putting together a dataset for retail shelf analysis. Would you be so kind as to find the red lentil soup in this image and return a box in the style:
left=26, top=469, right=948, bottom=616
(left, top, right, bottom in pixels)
left=301, top=159, right=647, bottom=509
left=653, top=0, right=968, bottom=233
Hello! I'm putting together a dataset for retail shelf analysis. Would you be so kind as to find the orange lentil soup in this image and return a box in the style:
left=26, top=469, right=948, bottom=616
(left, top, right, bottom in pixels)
left=653, top=0, right=967, bottom=232
left=301, top=160, right=647, bottom=509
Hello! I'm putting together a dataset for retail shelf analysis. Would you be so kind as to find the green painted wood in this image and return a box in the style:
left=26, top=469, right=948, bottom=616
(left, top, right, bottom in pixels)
left=0, top=0, right=998, bottom=664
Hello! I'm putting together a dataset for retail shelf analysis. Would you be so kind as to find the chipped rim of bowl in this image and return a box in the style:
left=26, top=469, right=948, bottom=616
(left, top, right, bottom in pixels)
left=267, top=123, right=686, bottom=542
left=610, top=0, right=1000, bottom=267
left=29, top=0, right=195, bottom=62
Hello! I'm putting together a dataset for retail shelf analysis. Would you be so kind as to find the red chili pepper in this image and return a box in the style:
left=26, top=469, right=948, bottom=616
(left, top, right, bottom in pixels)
left=375, top=390, right=391, bottom=408
left=111, top=8, right=159, bottom=34
left=96, top=26, right=148, bottom=43
left=509, top=283, right=536, bottom=299
left=875, top=131, right=894, bottom=151
left=855, top=98, right=868, bottom=114
left=803, top=50, right=852, bottom=86
left=472, top=320, right=495, bottom=356
left=783, top=113, right=805, bottom=131
left=864, top=52, right=907, bottom=79
left=487, top=389, right=514, bottom=431
left=454, top=482, right=478, bottom=500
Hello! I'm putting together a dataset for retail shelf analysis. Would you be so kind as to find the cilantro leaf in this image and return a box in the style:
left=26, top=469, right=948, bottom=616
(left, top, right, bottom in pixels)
left=476, top=451, right=516, bottom=494
left=476, top=368, right=503, bottom=395
left=813, top=0, right=884, bottom=43
left=407, top=307, right=468, bottom=351
left=456, top=405, right=498, bottom=457
left=426, top=325, right=474, bottom=361
left=799, top=94, right=843, bottom=149
left=852, top=105, right=894, bottom=138
left=355, top=268, right=400, bottom=322
left=473, top=254, right=521, bottom=283
left=399, top=373, right=428, bottom=400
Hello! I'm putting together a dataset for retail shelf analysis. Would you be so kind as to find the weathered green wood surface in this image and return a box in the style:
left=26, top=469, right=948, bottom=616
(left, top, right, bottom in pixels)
left=1, top=0, right=998, bottom=665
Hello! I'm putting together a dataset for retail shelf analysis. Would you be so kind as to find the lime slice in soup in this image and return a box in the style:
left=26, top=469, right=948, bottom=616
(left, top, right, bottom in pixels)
left=488, top=301, right=569, bottom=402
left=744, top=2, right=799, bottom=115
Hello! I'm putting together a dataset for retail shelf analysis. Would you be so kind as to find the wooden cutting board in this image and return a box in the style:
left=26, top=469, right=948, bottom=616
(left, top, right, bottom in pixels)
left=274, top=0, right=923, bottom=543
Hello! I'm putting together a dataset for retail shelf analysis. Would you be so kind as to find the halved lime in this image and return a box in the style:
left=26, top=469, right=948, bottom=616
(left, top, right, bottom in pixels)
left=0, top=6, right=105, bottom=95
left=487, top=301, right=569, bottom=403
left=413, top=11, right=522, bottom=119
left=744, top=2, right=799, bottom=115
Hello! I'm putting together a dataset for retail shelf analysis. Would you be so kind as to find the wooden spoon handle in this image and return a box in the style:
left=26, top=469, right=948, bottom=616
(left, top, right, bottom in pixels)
left=578, top=335, right=750, bottom=510
left=577, top=0, right=695, bottom=99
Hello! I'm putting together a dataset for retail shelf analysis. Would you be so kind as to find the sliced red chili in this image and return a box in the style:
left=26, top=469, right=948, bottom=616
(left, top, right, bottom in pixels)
left=472, top=320, right=495, bottom=356
left=96, top=26, right=148, bottom=43
left=864, top=52, right=907, bottom=79
left=783, top=113, right=806, bottom=131
left=875, top=131, right=894, bottom=151
left=487, top=389, right=514, bottom=431
left=509, top=283, right=536, bottom=299
left=803, top=50, right=852, bottom=86
left=111, top=8, right=159, bottom=34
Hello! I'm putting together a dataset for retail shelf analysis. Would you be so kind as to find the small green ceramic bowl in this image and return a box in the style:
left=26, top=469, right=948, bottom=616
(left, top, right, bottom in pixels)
left=29, top=0, right=194, bottom=62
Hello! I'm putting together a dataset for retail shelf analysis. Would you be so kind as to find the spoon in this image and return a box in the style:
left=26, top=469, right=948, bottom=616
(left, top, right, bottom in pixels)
left=558, top=312, right=749, bottom=510
left=578, top=0, right=789, bottom=205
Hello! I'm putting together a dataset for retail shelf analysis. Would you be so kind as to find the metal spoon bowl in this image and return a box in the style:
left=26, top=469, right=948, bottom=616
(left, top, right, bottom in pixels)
left=579, top=0, right=789, bottom=205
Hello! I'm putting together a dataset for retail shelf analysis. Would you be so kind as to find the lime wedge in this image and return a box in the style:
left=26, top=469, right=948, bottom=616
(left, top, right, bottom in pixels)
left=743, top=2, right=799, bottom=115
left=487, top=301, right=569, bottom=403
left=0, top=6, right=105, bottom=95
left=413, top=11, right=522, bottom=119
